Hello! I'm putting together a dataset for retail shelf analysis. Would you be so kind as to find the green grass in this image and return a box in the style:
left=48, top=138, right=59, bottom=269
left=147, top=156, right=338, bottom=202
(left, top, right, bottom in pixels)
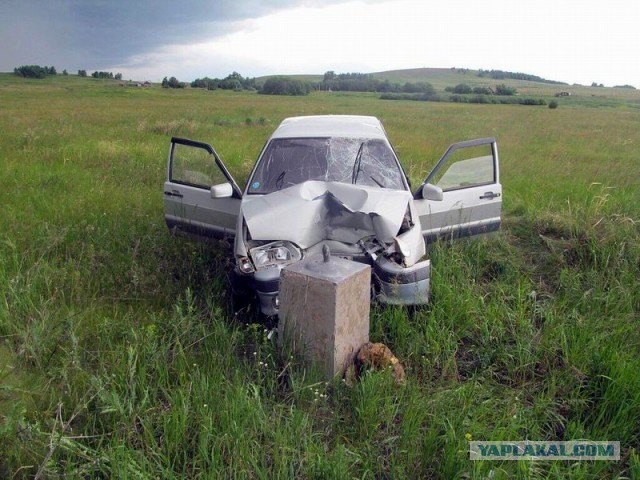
left=0, top=73, right=639, bottom=478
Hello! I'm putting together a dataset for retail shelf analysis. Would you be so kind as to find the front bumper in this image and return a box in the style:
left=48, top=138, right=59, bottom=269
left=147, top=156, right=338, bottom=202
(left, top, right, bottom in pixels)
left=231, top=266, right=281, bottom=317
left=372, top=256, right=431, bottom=305
left=232, top=256, right=431, bottom=316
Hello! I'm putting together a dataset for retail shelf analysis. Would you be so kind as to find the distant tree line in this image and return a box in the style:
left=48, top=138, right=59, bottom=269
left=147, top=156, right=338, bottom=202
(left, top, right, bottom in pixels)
left=190, top=72, right=257, bottom=91
left=91, top=71, right=122, bottom=80
left=162, top=76, right=185, bottom=88
left=318, top=71, right=435, bottom=94
left=614, top=84, right=636, bottom=89
left=257, top=71, right=437, bottom=96
left=13, top=65, right=57, bottom=78
left=477, top=69, right=567, bottom=85
left=381, top=92, right=547, bottom=106
left=158, top=68, right=571, bottom=108
left=187, top=70, right=439, bottom=96
left=445, top=83, right=517, bottom=96
left=13, top=65, right=127, bottom=80
left=260, top=76, right=310, bottom=95
left=251, top=71, right=437, bottom=96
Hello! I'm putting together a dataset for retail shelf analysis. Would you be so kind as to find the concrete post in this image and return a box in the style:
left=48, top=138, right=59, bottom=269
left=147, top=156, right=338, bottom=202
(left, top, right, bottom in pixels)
left=278, top=248, right=371, bottom=379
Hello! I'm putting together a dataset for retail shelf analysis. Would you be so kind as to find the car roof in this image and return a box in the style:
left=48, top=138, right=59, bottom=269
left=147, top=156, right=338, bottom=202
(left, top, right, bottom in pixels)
left=270, top=115, right=387, bottom=140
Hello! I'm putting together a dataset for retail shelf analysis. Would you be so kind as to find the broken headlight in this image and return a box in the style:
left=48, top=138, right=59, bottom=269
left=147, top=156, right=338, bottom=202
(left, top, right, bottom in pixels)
left=249, top=241, right=302, bottom=270
left=238, top=256, right=255, bottom=273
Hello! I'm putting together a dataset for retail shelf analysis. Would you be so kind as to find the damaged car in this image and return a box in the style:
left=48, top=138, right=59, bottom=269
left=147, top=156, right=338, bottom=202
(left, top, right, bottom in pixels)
left=164, top=115, right=501, bottom=315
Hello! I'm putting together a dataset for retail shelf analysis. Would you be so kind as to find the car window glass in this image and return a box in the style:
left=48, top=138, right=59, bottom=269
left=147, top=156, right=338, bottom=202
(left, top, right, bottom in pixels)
left=248, top=137, right=405, bottom=194
left=354, top=140, right=405, bottom=189
left=430, top=145, right=494, bottom=191
left=171, top=143, right=227, bottom=188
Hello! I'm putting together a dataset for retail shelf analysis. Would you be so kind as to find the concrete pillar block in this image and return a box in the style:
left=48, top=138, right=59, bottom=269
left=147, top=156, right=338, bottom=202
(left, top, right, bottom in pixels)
left=278, top=254, right=371, bottom=379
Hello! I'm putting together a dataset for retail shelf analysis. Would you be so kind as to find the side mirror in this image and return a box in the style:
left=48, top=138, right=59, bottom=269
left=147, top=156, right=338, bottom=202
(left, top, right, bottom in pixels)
left=421, top=183, right=443, bottom=201
left=211, top=182, right=233, bottom=198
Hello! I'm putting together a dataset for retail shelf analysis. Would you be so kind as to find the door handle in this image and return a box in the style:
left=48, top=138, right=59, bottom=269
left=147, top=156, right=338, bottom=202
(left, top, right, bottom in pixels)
left=164, top=190, right=183, bottom=198
left=479, top=191, right=500, bottom=200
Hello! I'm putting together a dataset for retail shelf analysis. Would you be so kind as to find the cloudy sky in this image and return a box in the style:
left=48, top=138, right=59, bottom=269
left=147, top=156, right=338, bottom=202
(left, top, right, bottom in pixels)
left=1, top=0, right=638, bottom=86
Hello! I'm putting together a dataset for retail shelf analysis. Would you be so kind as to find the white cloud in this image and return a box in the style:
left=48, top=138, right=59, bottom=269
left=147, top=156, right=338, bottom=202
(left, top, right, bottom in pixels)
left=114, top=0, right=640, bottom=86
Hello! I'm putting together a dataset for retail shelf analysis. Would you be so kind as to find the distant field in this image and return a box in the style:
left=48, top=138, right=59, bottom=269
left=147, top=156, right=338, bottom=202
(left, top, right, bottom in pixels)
left=259, top=67, right=640, bottom=107
left=373, top=67, right=505, bottom=91
left=0, top=73, right=639, bottom=478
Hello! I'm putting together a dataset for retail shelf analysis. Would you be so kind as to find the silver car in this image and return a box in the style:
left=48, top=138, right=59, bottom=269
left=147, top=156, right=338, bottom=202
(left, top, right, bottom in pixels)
left=164, top=115, right=502, bottom=315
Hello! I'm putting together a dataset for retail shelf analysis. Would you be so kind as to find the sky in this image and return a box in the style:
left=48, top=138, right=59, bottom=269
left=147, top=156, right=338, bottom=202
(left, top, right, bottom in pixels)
left=1, top=0, right=639, bottom=86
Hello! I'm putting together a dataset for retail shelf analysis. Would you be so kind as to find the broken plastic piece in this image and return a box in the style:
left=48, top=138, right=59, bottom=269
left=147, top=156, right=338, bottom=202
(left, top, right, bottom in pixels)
left=322, top=244, right=331, bottom=263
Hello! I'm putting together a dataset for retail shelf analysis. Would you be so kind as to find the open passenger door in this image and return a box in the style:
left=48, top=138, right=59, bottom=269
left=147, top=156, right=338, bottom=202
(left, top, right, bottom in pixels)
left=164, top=137, right=242, bottom=239
left=413, top=138, right=501, bottom=243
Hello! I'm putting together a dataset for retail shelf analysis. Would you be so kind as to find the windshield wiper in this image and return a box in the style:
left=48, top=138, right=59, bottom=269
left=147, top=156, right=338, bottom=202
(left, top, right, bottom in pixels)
left=275, top=170, right=286, bottom=190
left=351, top=142, right=365, bottom=184
left=369, top=174, right=385, bottom=187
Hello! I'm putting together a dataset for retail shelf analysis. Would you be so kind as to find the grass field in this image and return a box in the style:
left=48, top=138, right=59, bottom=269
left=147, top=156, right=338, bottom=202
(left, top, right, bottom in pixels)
left=1, top=73, right=639, bottom=479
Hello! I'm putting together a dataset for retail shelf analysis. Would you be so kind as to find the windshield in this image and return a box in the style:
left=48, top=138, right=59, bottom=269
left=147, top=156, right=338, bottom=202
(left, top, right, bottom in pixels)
left=247, top=137, right=406, bottom=194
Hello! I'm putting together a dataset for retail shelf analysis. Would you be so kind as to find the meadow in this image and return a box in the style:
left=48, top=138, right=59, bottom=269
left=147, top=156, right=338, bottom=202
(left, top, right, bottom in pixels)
left=0, top=73, right=639, bottom=479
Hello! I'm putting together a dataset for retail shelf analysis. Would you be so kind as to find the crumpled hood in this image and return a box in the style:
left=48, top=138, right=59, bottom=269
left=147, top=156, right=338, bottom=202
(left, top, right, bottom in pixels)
left=241, top=181, right=412, bottom=248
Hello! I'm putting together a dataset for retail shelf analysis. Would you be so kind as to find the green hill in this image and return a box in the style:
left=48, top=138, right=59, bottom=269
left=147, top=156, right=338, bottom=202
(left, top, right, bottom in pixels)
left=257, top=67, right=565, bottom=89
left=256, top=67, right=640, bottom=105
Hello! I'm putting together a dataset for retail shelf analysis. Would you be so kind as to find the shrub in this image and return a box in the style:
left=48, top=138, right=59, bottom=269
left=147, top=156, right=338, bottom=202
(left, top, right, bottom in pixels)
left=415, top=82, right=435, bottom=95
left=191, top=73, right=255, bottom=91
left=495, top=83, right=517, bottom=96
left=92, top=71, right=114, bottom=79
left=549, top=100, right=558, bottom=109
left=13, top=65, right=49, bottom=78
left=470, top=95, right=490, bottom=104
left=448, top=83, right=473, bottom=94
left=191, top=77, right=217, bottom=89
left=448, top=94, right=466, bottom=103
left=78, top=69, right=87, bottom=77
left=320, top=71, right=433, bottom=94
left=162, top=76, right=185, bottom=89
left=377, top=80, right=401, bottom=93
left=323, top=70, right=336, bottom=81
left=220, top=72, right=256, bottom=90
left=381, top=92, right=545, bottom=107
left=521, top=98, right=546, bottom=106
left=401, top=81, right=435, bottom=95
left=477, top=68, right=567, bottom=85
left=219, top=78, right=242, bottom=91
left=472, top=86, right=492, bottom=95
left=260, top=76, right=311, bottom=96
left=379, top=93, right=443, bottom=102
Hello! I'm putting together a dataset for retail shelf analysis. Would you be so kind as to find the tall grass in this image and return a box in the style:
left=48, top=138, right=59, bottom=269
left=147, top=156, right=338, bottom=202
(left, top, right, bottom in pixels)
left=0, top=74, right=639, bottom=478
